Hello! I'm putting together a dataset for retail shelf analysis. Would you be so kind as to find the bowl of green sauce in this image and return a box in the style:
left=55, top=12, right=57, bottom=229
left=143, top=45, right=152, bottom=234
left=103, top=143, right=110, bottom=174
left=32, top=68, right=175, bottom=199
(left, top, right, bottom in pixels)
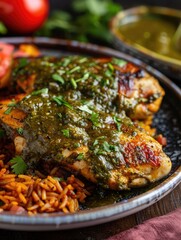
left=110, top=6, right=181, bottom=80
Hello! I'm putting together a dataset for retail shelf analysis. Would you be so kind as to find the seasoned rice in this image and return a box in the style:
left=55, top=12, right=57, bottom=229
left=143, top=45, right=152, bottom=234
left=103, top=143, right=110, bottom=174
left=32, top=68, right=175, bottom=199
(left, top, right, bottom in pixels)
left=0, top=154, right=90, bottom=215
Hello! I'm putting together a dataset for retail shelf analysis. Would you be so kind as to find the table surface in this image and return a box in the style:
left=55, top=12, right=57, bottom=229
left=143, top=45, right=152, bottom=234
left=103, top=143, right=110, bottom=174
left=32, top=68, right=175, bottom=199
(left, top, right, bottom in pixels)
left=0, top=183, right=180, bottom=240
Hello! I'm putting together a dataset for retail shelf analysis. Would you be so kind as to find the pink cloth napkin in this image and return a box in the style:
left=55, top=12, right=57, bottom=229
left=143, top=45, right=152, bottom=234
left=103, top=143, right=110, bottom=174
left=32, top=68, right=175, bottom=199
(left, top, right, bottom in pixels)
left=108, top=208, right=181, bottom=240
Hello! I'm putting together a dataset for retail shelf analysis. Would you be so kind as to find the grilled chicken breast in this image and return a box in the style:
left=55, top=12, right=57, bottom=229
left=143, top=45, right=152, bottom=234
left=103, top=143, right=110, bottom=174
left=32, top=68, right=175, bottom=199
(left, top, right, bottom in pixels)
left=0, top=92, right=171, bottom=190
left=10, top=56, right=164, bottom=122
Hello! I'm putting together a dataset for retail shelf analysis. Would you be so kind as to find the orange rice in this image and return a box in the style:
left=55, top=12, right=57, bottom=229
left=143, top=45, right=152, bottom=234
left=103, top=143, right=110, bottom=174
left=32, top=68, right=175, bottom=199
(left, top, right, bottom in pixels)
left=0, top=154, right=90, bottom=215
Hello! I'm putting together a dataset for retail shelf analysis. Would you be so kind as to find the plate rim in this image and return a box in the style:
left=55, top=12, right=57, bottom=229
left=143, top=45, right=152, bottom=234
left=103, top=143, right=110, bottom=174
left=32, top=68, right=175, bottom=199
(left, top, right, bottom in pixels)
left=0, top=37, right=180, bottom=231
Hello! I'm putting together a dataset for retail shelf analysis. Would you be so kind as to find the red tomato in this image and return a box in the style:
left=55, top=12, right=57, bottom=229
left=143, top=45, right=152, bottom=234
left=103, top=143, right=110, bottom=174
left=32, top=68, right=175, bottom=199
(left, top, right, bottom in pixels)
left=0, top=0, right=49, bottom=33
left=0, top=43, right=14, bottom=88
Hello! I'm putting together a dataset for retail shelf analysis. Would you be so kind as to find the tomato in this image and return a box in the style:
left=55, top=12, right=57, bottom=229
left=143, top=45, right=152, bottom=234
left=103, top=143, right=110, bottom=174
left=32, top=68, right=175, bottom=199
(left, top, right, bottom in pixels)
left=0, top=43, right=14, bottom=88
left=0, top=0, right=49, bottom=33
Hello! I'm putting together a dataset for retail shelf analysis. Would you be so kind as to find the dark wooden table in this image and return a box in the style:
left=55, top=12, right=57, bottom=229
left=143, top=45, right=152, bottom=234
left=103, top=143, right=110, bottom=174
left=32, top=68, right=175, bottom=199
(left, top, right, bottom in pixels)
left=0, top=183, right=180, bottom=240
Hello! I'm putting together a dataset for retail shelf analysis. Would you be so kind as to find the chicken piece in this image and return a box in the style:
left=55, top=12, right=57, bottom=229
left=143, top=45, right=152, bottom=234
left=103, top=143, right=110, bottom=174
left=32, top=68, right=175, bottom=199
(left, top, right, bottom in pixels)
left=9, top=56, right=164, bottom=122
left=0, top=93, right=171, bottom=190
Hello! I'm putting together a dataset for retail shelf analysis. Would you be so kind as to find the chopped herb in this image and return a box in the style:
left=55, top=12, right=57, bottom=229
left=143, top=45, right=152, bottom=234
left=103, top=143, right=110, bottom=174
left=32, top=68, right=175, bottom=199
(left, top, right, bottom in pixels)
left=90, top=112, right=100, bottom=127
left=77, top=153, right=84, bottom=160
left=78, top=57, right=87, bottom=63
left=62, top=58, right=71, bottom=67
left=31, top=88, right=48, bottom=96
left=4, top=107, right=13, bottom=115
left=74, top=142, right=81, bottom=148
left=13, top=58, right=28, bottom=76
left=10, top=156, right=27, bottom=174
left=52, top=74, right=65, bottom=84
left=53, top=177, right=64, bottom=182
left=69, top=66, right=80, bottom=73
left=7, top=102, right=16, bottom=107
left=17, top=128, right=24, bottom=135
left=61, top=129, right=70, bottom=138
left=93, top=139, right=98, bottom=146
left=105, top=69, right=112, bottom=77
left=78, top=105, right=92, bottom=114
left=102, top=141, right=111, bottom=152
left=108, top=63, right=114, bottom=71
left=52, top=96, right=73, bottom=110
left=57, top=113, right=62, bottom=119
left=112, top=58, right=127, bottom=67
left=75, top=72, right=90, bottom=82
left=4, top=101, right=16, bottom=115
left=71, top=78, right=77, bottom=89
left=113, top=116, right=122, bottom=132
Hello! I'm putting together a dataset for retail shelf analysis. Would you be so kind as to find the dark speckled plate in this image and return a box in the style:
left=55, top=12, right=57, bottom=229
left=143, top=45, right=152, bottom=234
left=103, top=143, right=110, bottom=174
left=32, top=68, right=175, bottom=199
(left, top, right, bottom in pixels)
left=0, top=37, right=180, bottom=231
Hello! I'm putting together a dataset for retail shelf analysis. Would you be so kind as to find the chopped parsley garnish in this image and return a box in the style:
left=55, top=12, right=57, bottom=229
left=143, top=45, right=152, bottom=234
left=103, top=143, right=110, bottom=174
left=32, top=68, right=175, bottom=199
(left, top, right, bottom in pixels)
left=113, top=116, right=122, bottom=132
left=53, top=177, right=64, bottom=182
left=71, top=78, right=77, bottom=89
left=112, top=58, right=127, bottom=67
left=31, top=88, right=48, bottom=96
left=52, top=74, right=65, bottom=84
left=62, top=58, right=71, bottom=67
left=102, top=141, right=119, bottom=152
left=13, top=58, right=28, bottom=76
left=4, top=101, right=16, bottom=115
left=90, top=112, right=100, bottom=127
left=75, top=72, right=90, bottom=82
left=108, top=63, right=114, bottom=71
left=62, top=129, right=70, bottom=138
left=78, top=105, right=92, bottom=114
left=52, top=96, right=73, bottom=110
left=10, top=156, right=27, bottom=174
left=69, top=66, right=80, bottom=73
left=77, top=153, right=84, bottom=160
left=74, top=143, right=81, bottom=148
left=17, top=128, right=24, bottom=135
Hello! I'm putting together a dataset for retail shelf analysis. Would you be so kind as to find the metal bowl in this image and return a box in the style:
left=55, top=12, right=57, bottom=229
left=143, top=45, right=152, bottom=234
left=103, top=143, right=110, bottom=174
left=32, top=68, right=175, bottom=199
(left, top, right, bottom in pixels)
left=110, top=6, right=181, bottom=81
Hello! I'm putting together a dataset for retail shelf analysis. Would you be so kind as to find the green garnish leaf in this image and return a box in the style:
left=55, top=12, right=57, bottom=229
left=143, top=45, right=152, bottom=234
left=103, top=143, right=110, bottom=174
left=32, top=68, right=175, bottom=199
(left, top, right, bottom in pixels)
left=10, top=156, right=27, bottom=175
left=113, top=116, right=122, bottom=132
left=112, top=58, right=127, bottom=67
left=71, top=78, right=77, bottom=89
left=4, top=107, right=13, bottom=115
left=52, top=96, right=73, bottom=110
left=90, top=112, right=100, bottom=127
left=69, top=66, right=80, bottom=73
left=75, top=72, right=90, bottom=83
left=53, top=177, right=64, bottom=182
left=4, top=100, right=16, bottom=115
left=77, top=153, right=84, bottom=160
left=17, top=128, right=24, bottom=135
left=78, top=105, right=92, bottom=114
left=52, top=74, right=65, bottom=84
left=31, top=88, right=48, bottom=96
left=62, top=129, right=70, bottom=138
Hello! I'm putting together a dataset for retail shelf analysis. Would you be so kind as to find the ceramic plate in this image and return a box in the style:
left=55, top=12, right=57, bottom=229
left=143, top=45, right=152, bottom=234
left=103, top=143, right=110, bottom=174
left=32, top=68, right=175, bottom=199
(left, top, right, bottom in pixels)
left=0, top=37, right=180, bottom=231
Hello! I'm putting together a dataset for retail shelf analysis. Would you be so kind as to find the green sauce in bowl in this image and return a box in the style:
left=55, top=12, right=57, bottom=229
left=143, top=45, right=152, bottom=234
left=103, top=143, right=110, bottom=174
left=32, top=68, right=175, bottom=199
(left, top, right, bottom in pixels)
left=119, top=16, right=181, bottom=60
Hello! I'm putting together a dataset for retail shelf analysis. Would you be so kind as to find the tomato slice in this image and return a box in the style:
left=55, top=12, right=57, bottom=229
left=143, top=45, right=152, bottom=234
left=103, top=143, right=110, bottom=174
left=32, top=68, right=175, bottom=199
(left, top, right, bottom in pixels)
left=0, top=43, right=14, bottom=88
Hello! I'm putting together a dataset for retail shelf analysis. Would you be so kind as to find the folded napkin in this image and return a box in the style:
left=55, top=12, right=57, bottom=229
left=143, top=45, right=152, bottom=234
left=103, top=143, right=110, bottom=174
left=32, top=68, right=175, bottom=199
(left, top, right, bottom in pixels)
left=108, top=208, right=181, bottom=240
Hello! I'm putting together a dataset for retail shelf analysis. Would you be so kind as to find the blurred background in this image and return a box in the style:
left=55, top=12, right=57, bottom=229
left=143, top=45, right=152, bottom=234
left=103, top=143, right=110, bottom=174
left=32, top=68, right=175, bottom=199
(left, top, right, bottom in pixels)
left=50, top=0, right=181, bottom=11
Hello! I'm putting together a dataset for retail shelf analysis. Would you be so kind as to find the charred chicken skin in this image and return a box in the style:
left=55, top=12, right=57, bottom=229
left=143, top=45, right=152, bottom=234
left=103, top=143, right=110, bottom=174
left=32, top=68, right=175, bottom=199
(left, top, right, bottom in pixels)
left=0, top=56, right=171, bottom=190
